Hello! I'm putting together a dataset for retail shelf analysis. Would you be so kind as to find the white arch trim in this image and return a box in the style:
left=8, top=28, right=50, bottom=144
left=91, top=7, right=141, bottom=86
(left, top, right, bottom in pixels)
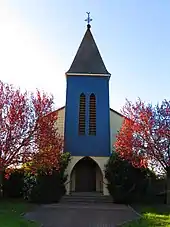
left=65, top=156, right=110, bottom=196
left=70, top=156, right=103, bottom=176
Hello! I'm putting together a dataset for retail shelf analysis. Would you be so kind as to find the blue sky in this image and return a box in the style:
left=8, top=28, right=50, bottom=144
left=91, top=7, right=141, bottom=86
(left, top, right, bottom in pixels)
left=0, top=1, right=170, bottom=112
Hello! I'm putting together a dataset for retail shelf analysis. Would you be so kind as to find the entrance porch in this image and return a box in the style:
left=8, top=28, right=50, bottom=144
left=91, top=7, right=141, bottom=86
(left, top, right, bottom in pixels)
left=65, top=156, right=109, bottom=195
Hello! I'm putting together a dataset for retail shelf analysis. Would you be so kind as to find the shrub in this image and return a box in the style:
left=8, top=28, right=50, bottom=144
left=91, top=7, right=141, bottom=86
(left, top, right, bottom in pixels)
left=104, top=152, right=156, bottom=204
left=146, top=177, right=166, bottom=204
left=29, top=169, right=66, bottom=203
left=3, top=169, right=24, bottom=198
left=23, top=172, right=37, bottom=201
left=24, top=152, right=71, bottom=203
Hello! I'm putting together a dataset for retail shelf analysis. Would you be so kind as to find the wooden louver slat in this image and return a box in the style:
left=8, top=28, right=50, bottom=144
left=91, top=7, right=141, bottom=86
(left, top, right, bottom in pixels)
left=79, top=93, right=86, bottom=135
left=89, top=93, right=96, bottom=135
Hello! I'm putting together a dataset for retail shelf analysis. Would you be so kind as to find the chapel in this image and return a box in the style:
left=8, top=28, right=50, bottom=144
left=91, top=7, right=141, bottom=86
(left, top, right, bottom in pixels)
left=54, top=17, right=123, bottom=195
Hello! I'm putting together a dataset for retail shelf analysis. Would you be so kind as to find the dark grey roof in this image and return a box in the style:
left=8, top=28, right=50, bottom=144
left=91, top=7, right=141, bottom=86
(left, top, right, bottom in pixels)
left=66, top=26, right=110, bottom=75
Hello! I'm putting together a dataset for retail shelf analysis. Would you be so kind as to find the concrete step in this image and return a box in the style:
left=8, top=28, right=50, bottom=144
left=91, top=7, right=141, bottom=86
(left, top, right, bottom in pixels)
left=60, top=192, right=113, bottom=204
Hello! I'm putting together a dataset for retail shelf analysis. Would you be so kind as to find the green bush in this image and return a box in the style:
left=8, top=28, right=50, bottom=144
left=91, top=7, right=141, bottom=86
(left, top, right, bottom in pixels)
left=29, top=170, right=66, bottom=203
left=145, top=177, right=166, bottom=204
left=24, top=152, right=71, bottom=204
left=104, top=152, right=156, bottom=204
left=23, top=172, right=37, bottom=201
left=3, top=169, right=24, bottom=198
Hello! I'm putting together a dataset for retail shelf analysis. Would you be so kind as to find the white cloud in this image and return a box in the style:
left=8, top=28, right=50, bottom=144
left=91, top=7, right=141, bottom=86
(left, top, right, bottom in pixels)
left=0, top=1, right=65, bottom=108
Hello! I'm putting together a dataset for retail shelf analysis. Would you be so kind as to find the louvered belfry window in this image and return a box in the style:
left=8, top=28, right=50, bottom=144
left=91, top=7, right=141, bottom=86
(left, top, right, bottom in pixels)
left=79, top=93, right=86, bottom=135
left=89, top=93, right=96, bottom=135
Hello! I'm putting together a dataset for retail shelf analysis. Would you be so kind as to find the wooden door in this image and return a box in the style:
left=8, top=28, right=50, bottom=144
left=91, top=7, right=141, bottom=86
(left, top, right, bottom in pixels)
left=75, top=158, right=96, bottom=192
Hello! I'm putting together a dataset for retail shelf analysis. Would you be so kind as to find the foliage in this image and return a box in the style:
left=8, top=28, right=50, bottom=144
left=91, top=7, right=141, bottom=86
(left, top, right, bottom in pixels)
left=105, top=152, right=157, bottom=204
left=115, top=98, right=170, bottom=203
left=0, top=79, right=64, bottom=197
left=29, top=170, right=66, bottom=203
left=24, top=152, right=71, bottom=203
left=23, top=172, right=37, bottom=201
left=0, top=199, right=39, bottom=227
left=115, top=98, right=170, bottom=173
left=146, top=177, right=166, bottom=202
left=0, top=80, right=57, bottom=172
left=31, top=111, right=63, bottom=173
left=3, top=169, right=25, bottom=198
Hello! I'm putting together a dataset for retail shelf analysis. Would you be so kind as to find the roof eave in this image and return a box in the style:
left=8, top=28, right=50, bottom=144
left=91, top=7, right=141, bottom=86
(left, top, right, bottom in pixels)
left=65, top=72, right=111, bottom=77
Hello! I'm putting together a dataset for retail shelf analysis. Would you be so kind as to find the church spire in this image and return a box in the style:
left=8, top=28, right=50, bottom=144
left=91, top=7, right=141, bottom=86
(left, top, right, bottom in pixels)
left=66, top=13, right=110, bottom=76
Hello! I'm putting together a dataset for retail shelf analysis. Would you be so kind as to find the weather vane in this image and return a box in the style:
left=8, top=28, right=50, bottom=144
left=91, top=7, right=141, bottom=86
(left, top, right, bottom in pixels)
left=85, top=12, right=92, bottom=27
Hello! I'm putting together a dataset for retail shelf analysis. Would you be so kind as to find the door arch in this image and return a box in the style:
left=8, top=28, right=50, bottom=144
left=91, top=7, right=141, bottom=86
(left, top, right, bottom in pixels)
left=70, top=156, right=103, bottom=193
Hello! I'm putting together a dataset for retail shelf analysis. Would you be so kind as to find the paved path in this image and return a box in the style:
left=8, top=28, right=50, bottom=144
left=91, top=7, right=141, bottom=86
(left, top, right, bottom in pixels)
left=25, top=203, right=140, bottom=227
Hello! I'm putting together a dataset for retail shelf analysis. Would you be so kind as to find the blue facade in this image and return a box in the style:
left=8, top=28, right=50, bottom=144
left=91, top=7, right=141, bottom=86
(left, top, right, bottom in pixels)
left=64, top=76, right=111, bottom=157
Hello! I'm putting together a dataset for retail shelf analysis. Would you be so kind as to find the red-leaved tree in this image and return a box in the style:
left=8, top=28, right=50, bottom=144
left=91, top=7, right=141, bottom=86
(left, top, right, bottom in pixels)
left=0, top=80, right=63, bottom=196
left=115, top=98, right=170, bottom=204
left=30, top=110, right=63, bottom=174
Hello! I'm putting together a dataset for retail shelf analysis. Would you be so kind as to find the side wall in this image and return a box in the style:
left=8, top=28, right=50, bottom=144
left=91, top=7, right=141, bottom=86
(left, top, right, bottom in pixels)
left=65, top=156, right=110, bottom=195
left=55, top=107, right=65, bottom=137
left=110, top=110, right=123, bottom=152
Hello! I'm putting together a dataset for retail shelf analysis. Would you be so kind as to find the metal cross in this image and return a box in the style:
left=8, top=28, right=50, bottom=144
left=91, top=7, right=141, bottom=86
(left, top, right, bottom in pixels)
left=85, top=12, right=92, bottom=25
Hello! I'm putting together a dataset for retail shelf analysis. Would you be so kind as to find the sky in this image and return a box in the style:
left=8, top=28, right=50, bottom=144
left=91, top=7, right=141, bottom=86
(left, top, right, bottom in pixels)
left=0, top=0, right=170, bottom=112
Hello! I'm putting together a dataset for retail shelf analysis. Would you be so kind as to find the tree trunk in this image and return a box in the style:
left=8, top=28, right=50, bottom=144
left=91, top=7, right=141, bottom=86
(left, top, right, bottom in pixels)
left=167, top=168, right=170, bottom=205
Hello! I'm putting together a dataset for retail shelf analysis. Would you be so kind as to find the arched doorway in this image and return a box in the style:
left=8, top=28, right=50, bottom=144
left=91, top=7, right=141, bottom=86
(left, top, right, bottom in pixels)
left=70, top=157, right=103, bottom=193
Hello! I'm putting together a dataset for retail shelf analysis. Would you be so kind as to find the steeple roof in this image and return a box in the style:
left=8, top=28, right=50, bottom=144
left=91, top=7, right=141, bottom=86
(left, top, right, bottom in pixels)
left=66, top=25, right=110, bottom=75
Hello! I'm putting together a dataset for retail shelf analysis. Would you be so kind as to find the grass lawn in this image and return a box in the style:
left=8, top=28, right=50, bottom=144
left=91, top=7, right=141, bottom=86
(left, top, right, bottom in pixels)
left=123, top=205, right=170, bottom=227
left=0, top=199, right=40, bottom=227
